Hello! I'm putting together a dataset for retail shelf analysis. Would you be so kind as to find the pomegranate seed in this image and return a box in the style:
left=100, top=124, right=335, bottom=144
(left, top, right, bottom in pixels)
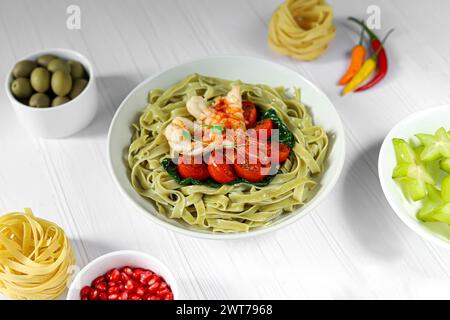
left=95, top=282, right=107, bottom=292
left=107, top=268, right=121, bottom=282
left=139, top=272, right=153, bottom=285
left=157, top=288, right=170, bottom=297
left=121, top=266, right=133, bottom=276
left=135, top=286, right=146, bottom=296
left=99, top=293, right=108, bottom=300
left=108, top=293, right=119, bottom=300
left=125, top=279, right=135, bottom=292
left=91, top=276, right=105, bottom=287
left=164, top=293, right=174, bottom=300
left=148, top=282, right=160, bottom=293
left=159, top=282, right=168, bottom=290
left=80, top=286, right=91, bottom=297
left=150, top=295, right=161, bottom=300
left=147, top=274, right=160, bottom=286
left=121, top=272, right=130, bottom=282
left=129, top=294, right=142, bottom=300
left=132, top=268, right=145, bottom=280
left=108, top=286, right=119, bottom=294
left=89, top=289, right=99, bottom=300
left=81, top=296, right=89, bottom=300
left=119, top=284, right=125, bottom=291
left=120, top=292, right=128, bottom=300
left=143, top=294, right=153, bottom=300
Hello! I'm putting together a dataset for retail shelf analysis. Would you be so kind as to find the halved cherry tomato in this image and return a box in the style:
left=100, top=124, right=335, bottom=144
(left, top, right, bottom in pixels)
left=268, top=143, right=291, bottom=163
left=177, top=155, right=210, bottom=180
left=242, top=101, right=257, bottom=129
left=254, top=119, right=273, bottom=139
left=234, top=160, right=265, bottom=182
left=208, top=151, right=237, bottom=184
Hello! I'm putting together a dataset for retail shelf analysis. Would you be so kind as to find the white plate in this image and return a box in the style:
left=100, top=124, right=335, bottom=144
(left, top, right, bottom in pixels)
left=379, top=105, right=450, bottom=248
left=107, top=56, right=345, bottom=239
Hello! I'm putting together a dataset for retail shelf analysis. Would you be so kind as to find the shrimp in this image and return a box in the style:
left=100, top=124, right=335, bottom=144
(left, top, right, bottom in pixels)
left=164, top=117, right=201, bottom=155
left=165, top=86, right=246, bottom=156
left=186, top=85, right=245, bottom=130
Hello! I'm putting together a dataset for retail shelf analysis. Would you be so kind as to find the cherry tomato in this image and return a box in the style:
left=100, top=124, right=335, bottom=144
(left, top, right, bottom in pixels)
left=208, top=151, right=237, bottom=184
left=242, top=101, right=257, bottom=129
left=254, top=119, right=273, bottom=139
left=234, top=160, right=265, bottom=182
left=268, top=143, right=291, bottom=163
left=177, top=155, right=209, bottom=180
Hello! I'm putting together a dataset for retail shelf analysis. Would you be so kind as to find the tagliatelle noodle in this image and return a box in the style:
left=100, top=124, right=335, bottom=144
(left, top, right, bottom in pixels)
left=128, top=74, right=328, bottom=233
left=0, top=208, right=76, bottom=299
left=268, top=0, right=336, bottom=61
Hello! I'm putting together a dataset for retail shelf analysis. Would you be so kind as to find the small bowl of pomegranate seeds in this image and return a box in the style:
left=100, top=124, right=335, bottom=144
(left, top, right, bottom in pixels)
left=67, top=250, right=178, bottom=300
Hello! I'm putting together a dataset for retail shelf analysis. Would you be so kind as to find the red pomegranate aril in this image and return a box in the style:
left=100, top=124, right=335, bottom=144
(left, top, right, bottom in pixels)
left=125, top=279, right=136, bottom=292
left=120, top=291, right=129, bottom=300
left=139, top=272, right=153, bottom=285
left=81, top=296, right=89, bottom=300
left=159, top=282, right=168, bottom=290
left=108, top=293, right=119, bottom=300
left=95, top=282, right=107, bottom=292
left=99, top=293, right=108, bottom=300
left=107, top=268, right=121, bottom=282
left=147, top=274, right=160, bottom=286
left=150, top=295, right=161, bottom=300
left=148, top=282, right=160, bottom=293
left=129, top=294, right=142, bottom=300
left=132, top=268, right=145, bottom=279
left=122, top=266, right=133, bottom=276
left=80, top=286, right=91, bottom=297
left=119, top=284, right=125, bottom=291
left=108, top=286, right=119, bottom=294
left=157, top=288, right=170, bottom=297
left=135, top=286, right=146, bottom=297
left=164, top=293, right=174, bottom=300
left=89, top=289, right=99, bottom=300
left=121, top=272, right=130, bottom=282
left=143, top=294, right=153, bottom=300
left=92, top=276, right=105, bottom=286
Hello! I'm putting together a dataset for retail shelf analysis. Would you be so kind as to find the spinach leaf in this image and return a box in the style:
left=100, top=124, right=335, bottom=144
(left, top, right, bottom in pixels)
left=261, top=108, right=296, bottom=148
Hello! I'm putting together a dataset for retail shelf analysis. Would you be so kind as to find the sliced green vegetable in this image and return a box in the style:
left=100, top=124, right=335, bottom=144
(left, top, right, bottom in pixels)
left=439, top=158, right=450, bottom=173
left=416, top=127, right=450, bottom=161
left=441, top=176, right=450, bottom=202
left=393, top=138, right=416, bottom=164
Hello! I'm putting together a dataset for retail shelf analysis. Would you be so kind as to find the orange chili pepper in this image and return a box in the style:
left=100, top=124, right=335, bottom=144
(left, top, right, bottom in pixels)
left=338, top=22, right=366, bottom=85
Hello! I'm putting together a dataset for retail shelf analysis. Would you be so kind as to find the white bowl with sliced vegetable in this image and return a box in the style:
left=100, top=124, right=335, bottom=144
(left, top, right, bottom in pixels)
left=379, top=105, right=450, bottom=248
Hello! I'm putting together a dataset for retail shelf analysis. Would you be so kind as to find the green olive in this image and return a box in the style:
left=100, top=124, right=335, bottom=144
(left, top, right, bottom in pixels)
left=29, top=93, right=50, bottom=108
left=37, top=54, right=57, bottom=67
left=51, top=71, right=72, bottom=96
left=51, top=96, right=70, bottom=106
left=69, top=78, right=88, bottom=99
left=47, top=59, right=70, bottom=73
left=68, top=60, right=85, bottom=79
left=12, top=60, right=37, bottom=78
left=30, top=67, right=50, bottom=93
left=11, top=78, right=33, bottom=99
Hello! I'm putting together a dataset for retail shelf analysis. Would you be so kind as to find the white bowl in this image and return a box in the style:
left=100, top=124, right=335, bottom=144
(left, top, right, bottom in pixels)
left=379, top=105, right=450, bottom=248
left=107, top=56, right=345, bottom=239
left=67, top=250, right=179, bottom=300
left=5, top=48, right=98, bottom=138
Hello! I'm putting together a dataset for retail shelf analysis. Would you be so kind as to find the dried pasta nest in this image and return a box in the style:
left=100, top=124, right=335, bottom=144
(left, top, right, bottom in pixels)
left=268, top=0, right=336, bottom=61
left=0, top=208, right=76, bottom=300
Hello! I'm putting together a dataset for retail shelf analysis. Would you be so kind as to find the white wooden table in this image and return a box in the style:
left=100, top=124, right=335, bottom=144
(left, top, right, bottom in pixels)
left=1, top=0, right=450, bottom=300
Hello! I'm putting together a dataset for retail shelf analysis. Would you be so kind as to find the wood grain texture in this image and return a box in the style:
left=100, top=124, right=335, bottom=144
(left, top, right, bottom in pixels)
left=0, top=0, right=449, bottom=299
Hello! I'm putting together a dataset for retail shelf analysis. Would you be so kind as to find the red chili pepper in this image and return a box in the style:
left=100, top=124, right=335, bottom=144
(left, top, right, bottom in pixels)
left=348, top=17, right=388, bottom=92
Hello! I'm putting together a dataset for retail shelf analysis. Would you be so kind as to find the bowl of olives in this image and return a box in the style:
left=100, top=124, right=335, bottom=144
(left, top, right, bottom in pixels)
left=5, top=48, right=98, bottom=138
